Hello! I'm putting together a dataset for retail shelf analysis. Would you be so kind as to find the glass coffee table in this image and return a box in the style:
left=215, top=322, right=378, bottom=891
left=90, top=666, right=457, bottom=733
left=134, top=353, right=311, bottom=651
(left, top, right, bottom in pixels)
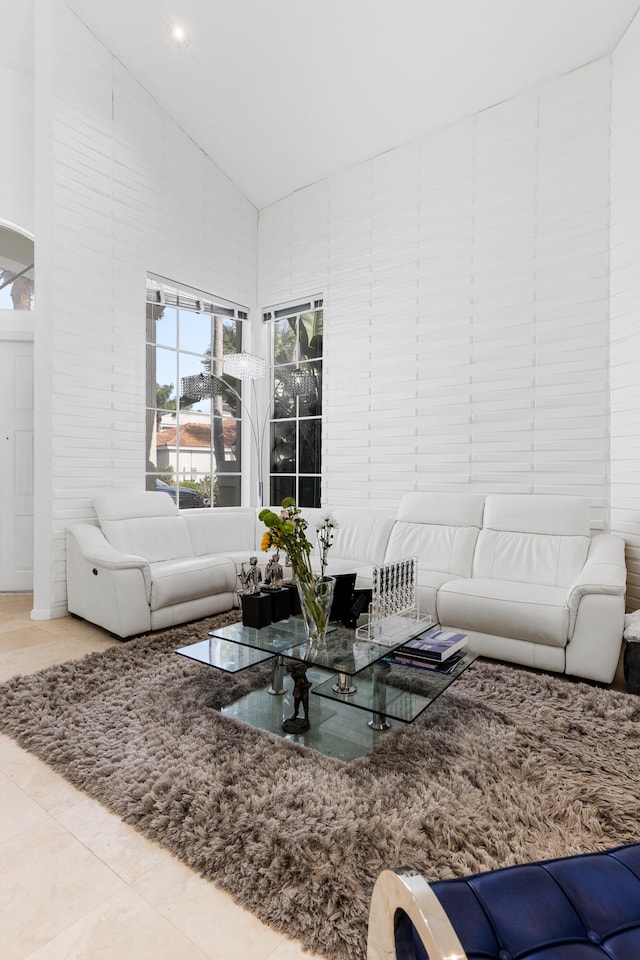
left=177, top=617, right=478, bottom=761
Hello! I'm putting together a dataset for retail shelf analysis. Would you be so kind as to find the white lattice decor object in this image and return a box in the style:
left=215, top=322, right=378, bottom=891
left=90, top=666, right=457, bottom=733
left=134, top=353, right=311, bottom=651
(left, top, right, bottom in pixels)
left=355, top=556, right=431, bottom=645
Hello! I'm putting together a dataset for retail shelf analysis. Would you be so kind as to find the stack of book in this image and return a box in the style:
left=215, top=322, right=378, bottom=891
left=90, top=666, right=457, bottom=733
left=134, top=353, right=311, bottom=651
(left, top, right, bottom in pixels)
left=389, top=627, right=468, bottom=673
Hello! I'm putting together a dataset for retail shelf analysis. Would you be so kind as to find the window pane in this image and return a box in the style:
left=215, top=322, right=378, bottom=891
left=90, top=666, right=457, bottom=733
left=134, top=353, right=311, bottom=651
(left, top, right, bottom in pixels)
left=155, top=348, right=177, bottom=405
left=274, top=317, right=297, bottom=364
left=272, top=366, right=296, bottom=420
left=299, top=477, right=320, bottom=508
left=222, top=317, right=242, bottom=354
left=213, top=415, right=239, bottom=463
left=217, top=474, right=242, bottom=507
left=208, top=318, right=242, bottom=376
left=297, top=362, right=322, bottom=417
left=153, top=305, right=177, bottom=348
left=299, top=419, right=321, bottom=474
left=177, top=422, right=213, bottom=478
left=194, top=474, right=215, bottom=508
left=155, top=415, right=177, bottom=476
left=271, top=421, right=296, bottom=473
left=271, top=475, right=295, bottom=506
left=218, top=385, right=240, bottom=419
left=179, top=308, right=211, bottom=355
left=183, top=474, right=213, bottom=507
left=178, top=352, right=212, bottom=415
left=298, top=311, right=323, bottom=360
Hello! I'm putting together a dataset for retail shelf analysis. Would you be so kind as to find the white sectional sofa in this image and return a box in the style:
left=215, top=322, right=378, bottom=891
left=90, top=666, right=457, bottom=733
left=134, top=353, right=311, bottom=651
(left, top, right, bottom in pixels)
left=66, top=489, right=627, bottom=684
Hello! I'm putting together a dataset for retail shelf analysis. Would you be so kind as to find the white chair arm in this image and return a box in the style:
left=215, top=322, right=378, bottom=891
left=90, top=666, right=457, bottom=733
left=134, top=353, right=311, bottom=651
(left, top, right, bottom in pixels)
left=367, top=867, right=467, bottom=960
left=567, top=534, right=626, bottom=636
left=66, top=525, right=153, bottom=636
left=67, top=524, right=151, bottom=603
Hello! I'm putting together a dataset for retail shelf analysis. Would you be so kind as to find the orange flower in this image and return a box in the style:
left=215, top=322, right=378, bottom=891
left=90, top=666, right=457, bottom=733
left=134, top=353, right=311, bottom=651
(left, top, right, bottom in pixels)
left=260, top=532, right=271, bottom=552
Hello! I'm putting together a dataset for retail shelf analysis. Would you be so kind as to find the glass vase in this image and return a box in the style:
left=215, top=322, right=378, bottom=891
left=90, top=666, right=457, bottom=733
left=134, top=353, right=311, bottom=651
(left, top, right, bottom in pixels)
left=296, top=576, right=336, bottom=643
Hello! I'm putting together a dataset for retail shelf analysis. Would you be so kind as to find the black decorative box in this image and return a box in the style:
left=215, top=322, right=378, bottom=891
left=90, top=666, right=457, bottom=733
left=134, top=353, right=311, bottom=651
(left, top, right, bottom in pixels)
left=269, top=587, right=291, bottom=622
left=283, top=583, right=301, bottom=616
left=241, top=592, right=272, bottom=629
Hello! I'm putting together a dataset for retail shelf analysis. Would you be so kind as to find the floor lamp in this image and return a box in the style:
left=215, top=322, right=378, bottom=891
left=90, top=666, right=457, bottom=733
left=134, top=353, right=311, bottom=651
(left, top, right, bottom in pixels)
left=180, top=352, right=315, bottom=507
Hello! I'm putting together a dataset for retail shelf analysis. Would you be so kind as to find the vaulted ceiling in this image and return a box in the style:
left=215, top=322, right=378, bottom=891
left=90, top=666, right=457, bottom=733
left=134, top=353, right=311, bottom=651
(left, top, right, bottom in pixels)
left=5, top=1, right=640, bottom=208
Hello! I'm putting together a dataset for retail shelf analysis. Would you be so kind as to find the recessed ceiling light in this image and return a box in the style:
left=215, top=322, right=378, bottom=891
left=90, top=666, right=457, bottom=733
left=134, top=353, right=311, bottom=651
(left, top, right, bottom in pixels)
left=169, top=23, right=189, bottom=46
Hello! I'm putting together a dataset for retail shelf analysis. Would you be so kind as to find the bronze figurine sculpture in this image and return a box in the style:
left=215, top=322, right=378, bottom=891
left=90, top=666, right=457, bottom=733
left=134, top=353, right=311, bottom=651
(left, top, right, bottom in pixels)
left=282, top=661, right=311, bottom=733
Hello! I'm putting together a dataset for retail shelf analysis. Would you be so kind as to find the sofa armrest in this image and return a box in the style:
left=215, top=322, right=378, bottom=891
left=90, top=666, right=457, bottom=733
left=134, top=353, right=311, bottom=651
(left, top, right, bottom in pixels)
left=66, top=525, right=153, bottom=638
left=367, top=867, right=467, bottom=960
left=69, top=523, right=149, bottom=574
left=68, top=523, right=151, bottom=599
left=567, top=534, right=626, bottom=635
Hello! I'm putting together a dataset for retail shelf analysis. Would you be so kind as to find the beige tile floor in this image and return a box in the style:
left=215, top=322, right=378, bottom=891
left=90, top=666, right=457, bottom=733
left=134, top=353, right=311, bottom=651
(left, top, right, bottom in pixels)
left=0, top=595, right=325, bottom=960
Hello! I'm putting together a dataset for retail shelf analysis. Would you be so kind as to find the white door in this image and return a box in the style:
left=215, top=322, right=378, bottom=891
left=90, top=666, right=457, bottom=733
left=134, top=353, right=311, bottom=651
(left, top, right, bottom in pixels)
left=0, top=340, right=33, bottom=591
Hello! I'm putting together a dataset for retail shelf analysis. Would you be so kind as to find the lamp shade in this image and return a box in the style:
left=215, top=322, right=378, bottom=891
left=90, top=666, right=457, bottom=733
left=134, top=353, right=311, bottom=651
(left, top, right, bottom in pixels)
left=180, top=373, right=221, bottom=401
left=284, top=369, right=316, bottom=398
left=222, top=352, right=266, bottom=381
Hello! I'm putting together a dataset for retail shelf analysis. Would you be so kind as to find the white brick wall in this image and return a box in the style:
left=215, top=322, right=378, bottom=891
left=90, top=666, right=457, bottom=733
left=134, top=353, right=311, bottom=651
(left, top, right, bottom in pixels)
left=39, top=2, right=257, bottom=614
left=611, top=15, right=640, bottom=610
left=258, top=60, right=612, bottom=526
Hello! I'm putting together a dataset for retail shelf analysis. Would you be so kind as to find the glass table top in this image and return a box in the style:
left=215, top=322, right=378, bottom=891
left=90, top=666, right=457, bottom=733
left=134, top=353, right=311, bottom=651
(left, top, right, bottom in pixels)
left=313, top=650, right=479, bottom=723
left=176, top=636, right=274, bottom=673
left=208, top=616, right=406, bottom=674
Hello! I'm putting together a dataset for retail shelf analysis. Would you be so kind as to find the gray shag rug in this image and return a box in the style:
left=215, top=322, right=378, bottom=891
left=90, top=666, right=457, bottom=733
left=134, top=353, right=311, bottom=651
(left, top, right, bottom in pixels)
left=1, top=612, right=639, bottom=960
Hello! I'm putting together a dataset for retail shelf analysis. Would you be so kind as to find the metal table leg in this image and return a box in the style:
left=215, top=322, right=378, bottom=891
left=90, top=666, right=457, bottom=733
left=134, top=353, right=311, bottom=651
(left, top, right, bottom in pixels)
left=332, top=657, right=357, bottom=695
left=368, top=660, right=391, bottom=730
left=268, top=654, right=286, bottom=695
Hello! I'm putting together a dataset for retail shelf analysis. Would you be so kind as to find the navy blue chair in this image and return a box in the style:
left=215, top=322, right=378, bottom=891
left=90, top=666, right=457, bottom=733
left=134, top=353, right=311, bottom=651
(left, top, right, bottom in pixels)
left=367, top=843, right=640, bottom=960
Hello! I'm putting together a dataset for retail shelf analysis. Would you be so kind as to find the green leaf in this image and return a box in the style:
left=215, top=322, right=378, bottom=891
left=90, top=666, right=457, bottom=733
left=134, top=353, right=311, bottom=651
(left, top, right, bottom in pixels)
left=299, top=311, right=323, bottom=350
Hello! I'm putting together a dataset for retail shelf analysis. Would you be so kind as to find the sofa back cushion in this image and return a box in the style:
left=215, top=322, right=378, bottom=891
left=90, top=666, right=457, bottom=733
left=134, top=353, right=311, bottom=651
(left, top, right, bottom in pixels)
left=331, top=507, right=396, bottom=564
left=473, top=494, right=591, bottom=587
left=94, top=491, right=195, bottom=563
left=301, top=507, right=395, bottom=565
left=384, top=493, right=486, bottom=577
left=184, top=507, right=258, bottom=557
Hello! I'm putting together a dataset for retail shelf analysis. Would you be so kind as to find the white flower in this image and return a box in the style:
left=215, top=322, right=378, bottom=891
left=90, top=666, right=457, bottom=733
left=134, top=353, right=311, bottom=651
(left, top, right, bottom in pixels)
left=315, top=514, right=337, bottom=580
left=316, top=513, right=338, bottom=532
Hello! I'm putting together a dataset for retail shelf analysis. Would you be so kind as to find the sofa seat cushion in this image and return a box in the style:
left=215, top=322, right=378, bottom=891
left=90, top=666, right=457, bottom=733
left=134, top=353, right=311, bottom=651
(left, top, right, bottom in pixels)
left=414, top=571, right=464, bottom=619
left=437, top=578, right=569, bottom=647
left=149, top=556, right=237, bottom=610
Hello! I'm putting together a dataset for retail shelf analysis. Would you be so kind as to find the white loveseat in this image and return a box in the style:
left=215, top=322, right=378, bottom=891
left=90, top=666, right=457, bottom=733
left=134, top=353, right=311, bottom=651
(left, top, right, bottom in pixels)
left=66, top=489, right=627, bottom=684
